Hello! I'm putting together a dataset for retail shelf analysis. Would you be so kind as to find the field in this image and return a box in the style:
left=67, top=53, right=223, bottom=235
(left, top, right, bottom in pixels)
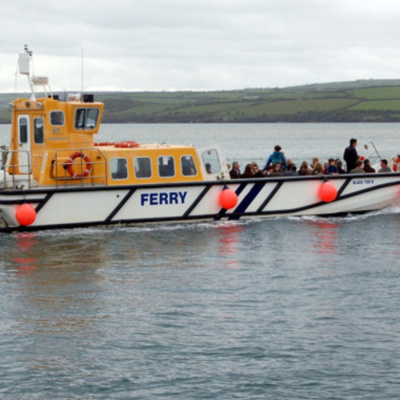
left=1, top=79, right=400, bottom=123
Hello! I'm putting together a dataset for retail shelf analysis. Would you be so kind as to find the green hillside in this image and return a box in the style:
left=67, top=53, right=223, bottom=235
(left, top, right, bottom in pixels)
left=2, top=80, right=400, bottom=123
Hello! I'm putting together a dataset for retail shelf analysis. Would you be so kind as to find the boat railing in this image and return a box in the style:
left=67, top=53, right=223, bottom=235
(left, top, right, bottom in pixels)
left=0, top=146, right=8, bottom=171
left=53, top=148, right=108, bottom=187
left=364, top=140, right=400, bottom=171
left=0, top=149, right=34, bottom=189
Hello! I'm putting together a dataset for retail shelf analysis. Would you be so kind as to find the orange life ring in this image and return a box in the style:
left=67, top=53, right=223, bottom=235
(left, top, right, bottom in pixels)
left=95, top=141, right=115, bottom=146
left=114, top=141, right=140, bottom=148
left=65, top=152, right=92, bottom=178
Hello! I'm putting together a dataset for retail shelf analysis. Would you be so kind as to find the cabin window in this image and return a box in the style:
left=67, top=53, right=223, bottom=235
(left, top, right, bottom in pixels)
left=202, top=149, right=221, bottom=174
left=181, top=155, right=197, bottom=176
left=134, top=157, right=152, bottom=179
left=158, top=156, right=175, bottom=177
left=50, top=111, right=64, bottom=126
left=110, top=158, right=128, bottom=180
left=19, top=117, right=28, bottom=143
left=34, top=118, right=44, bottom=144
left=86, top=109, right=99, bottom=129
left=75, top=108, right=99, bottom=130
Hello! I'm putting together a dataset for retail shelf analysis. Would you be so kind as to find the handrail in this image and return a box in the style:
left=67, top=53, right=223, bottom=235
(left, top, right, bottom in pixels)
left=0, top=149, right=33, bottom=189
left=54, top=147, right=108, bottom=187
left=0, top=147, right=108, bottom=189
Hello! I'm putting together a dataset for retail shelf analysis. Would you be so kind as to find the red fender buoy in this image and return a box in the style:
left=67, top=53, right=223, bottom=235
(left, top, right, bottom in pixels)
left=318, top=181, right=337, bottom=203
left=16, top=204, right=36, bottom=226
left=219, top=188, right=238, bottom=209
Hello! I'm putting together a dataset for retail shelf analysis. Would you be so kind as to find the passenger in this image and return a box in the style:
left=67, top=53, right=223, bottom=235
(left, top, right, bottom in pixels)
left=263, top=165, right=275, bottom=176
left=298, top=161, right=310, bottom=176
left=241, top=164, right=254, bottom=178
left=344, top=138, right=358, bottom=172
left=284, top=164, right=298, bottom=176
left=205, top=163, right=212, bottom=174
left=229, top=161, right=241, bottom=179
left=350, top=159, right=365, bottom=173
left=312, top=162, right=324, bottom=175
left=251, top=162, right=264, bottom=177
left=336, top=159, right=347, bottom=174
left=326, top=158, right=339, bottom=175
left=286, top=158, right=295, bottom=171
left=182, top=156, right=196, bottom=175
left=363, top=159, right=376, bottom=173
left=378, top=159, right=392, bottom=173
left=310, top=157, right=319, bottom=173
left=269, top=162, right=285, bottom=176
left=263, top=145, right=287, bottom=171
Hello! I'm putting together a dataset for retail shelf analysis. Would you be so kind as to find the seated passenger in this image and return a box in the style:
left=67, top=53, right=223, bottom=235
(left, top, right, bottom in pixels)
left=264, top=145, right=287, bottom=171
left=286, top=158, right=295, bottom=171
left=363, top=159, right=376, bottom=173
left=269, top=162, right=285, bottom=176
left=251, top=162, right=264, bottom=177
left=350, top=159, right=365, bottom=173
left=263, top=165, right=275, bottom=176
left=378, top=159, right=392, bottom=173
left=285, top=164, right=298, bottom=176
left=205, top=163, right=212, bottom=174
left=312, top=162, right=324, bottom=175
left=336, top=159, right=347, bottom=174
left=229, top=161, right=241, bottom=179
left=298, top=161, right=310, bottom=176
left=310, top=157, right=319, bottom=173
left=241, top=164, right=254, bottom=178
left=182, top=156, right=196, bottom=176
left=326, top=158, right=339, bottom=175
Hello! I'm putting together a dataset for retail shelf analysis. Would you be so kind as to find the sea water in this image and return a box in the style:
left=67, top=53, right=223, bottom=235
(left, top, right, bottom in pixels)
left=1, top=123, right=400, bottom=399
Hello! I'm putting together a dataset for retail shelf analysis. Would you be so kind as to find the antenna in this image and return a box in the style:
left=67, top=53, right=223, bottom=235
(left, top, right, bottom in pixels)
left=24, top=44, right=33, bottom=57
left=81, top=48, right=84, bottom=95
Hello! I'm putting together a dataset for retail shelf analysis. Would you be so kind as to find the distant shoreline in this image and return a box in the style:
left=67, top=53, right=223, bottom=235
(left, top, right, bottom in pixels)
left=2, top=79, right=400, bottom=124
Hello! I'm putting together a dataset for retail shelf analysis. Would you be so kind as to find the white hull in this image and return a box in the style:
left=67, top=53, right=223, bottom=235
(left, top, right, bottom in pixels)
left=1, top=173, right=400, bottom=231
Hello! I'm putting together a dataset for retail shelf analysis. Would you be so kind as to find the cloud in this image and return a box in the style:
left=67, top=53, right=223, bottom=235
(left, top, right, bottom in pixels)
left=1, top=0, right=400, bottom=92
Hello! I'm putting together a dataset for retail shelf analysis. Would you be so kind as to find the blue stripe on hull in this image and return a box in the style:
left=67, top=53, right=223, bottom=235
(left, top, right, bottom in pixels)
left=229, top=182, right=265, bottom=220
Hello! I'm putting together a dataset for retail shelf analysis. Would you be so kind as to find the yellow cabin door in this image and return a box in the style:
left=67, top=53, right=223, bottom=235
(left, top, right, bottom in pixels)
left=17, top=115, right=31, bottom=174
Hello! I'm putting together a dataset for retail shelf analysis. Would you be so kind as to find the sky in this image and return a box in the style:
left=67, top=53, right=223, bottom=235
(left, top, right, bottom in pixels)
left=1, top=0, right=400, bottom=93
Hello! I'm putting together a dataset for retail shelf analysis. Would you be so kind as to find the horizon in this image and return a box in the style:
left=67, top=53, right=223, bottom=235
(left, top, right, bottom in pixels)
left=1, top=77, right=400, bottom=96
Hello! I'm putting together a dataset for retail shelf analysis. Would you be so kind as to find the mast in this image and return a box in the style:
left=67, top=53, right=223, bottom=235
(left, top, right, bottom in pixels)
left=18, top=45, right=35, bottom=100
left=18, top=45, right=52, bottom=101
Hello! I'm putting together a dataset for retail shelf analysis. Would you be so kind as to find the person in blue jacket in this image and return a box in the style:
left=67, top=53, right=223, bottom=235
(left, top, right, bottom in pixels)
left=263, top=145, right=287, bottom=171
left=326, top=158, right=339, bottom=175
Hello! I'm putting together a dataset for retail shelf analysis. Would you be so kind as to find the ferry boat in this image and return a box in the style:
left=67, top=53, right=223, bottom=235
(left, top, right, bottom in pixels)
left=1, top=48, right=400, bottom=232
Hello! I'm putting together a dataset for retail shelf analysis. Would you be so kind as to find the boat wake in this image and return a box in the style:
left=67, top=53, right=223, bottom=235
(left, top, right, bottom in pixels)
left=8, top=205, right=400, bottom=240
left=288, top=204, right=400, bottom=224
